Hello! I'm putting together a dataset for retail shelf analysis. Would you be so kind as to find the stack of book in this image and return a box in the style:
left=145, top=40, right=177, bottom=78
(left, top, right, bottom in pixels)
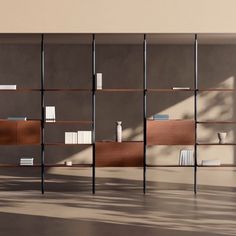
left=65, top=131, right=92, bottom=144
left=179, top=149, right=194, bottom=165
left=201, top=160, right=221, bottom=166
left=172, top=87, right=190, bottom=90
left=0, top=85, right=17, bottom=90
left=20, top=158, right=34, bottom=166
left=152, top=114, right=169, bottom=120
left=7, top=117, right=27, bottom=121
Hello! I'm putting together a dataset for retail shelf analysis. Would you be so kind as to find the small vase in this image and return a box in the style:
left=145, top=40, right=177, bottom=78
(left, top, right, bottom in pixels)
left=116, top=121, right=122, bottom=142
left=217, top=132, right=227, bottom=144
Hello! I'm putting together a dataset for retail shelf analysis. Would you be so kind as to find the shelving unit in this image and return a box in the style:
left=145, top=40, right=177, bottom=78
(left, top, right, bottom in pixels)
left=0, top=33, right=235, bottom=194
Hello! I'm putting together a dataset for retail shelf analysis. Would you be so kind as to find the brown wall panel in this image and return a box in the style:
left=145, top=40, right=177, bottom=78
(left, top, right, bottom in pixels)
left=0, top=120, right=17, bottom=144
left=147, top=120, right=195, bottom=145
left=17, top=121, right=41, bottom=145
left=96, top=141, right=143, bottom=167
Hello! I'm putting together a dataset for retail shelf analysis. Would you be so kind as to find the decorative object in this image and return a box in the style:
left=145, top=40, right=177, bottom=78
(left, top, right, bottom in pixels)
left=65, top=161, right=72, bottom=166
left=217, top=132, right=227, bottom=144
left=96, top=73, right=102, bottom=90
left=45, top=106, right=56, bottom=122
left=116, top=121, right=122, bottom=142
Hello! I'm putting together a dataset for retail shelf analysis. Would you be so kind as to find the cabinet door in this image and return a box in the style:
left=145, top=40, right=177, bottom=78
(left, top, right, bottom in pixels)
left=0, top=120, right=17, bottom=144
left=17, top=121, right=41, bottom=144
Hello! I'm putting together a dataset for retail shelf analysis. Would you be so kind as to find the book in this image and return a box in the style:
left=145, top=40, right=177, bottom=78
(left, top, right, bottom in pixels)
left=65, top=132, right=77, bottom=144
left=7, top=117, right=27, bottom=121
left=96, top=73, right=102, bottom=90
left=0, top=85, right=17, bottom=90
left=153, top=114, right=169, bottom=120
left=20, top=158, right=34, bottom=166
left=77, top=131, right=92, bottom=144
left=172, top=87, right=190, bottom=90
left=65, top=132, right=73, bottom=144
left=201, top=160, right=221, bottom=166
left=45, top=106, right=56, bottom=122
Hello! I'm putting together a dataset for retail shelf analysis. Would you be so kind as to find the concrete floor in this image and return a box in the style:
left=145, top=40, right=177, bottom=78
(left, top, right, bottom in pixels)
left=0, top=167, right=236, bottom=236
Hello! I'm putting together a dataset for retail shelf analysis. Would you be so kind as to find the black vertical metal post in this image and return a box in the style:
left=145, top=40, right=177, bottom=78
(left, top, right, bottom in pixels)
left=40, top=34, right=45, bottom=194
left=194, top=34, right=198, bottom=194
left=92, top=34, right=96, bottom=194
left=143, top=34, right=147, bottom=194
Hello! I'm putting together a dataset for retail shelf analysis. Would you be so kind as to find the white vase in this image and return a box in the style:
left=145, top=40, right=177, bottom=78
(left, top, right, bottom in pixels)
left=217, top=132, right=227, bottom=144
left=116, top=121, right=122, bottom=142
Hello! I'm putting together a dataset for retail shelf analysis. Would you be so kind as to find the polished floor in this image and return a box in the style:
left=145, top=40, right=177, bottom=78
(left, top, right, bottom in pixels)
left=0, top=167, right=236, bottom=236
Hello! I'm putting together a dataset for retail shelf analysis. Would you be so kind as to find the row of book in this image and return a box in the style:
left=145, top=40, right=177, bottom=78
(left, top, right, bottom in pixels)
left=65, top=131, right=92, bottom=144
left=179, top=149, right=221, bottom=166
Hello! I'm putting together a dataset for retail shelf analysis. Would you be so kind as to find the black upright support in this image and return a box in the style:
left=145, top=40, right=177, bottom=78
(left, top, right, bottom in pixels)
left=194, top=34, right=198, bottom=194
left=143, top=34, right=147, bottom=194
left=92, top=34, right=96, bottom=194
left=40, top=34, right=45, bottom=194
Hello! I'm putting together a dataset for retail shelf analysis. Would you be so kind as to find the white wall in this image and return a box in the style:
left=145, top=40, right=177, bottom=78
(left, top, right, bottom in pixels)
left=0, top=0, right=236, bottom=33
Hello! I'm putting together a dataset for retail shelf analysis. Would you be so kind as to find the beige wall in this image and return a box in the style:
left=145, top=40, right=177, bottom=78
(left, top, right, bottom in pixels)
left=0, top=0, right=236, bottom=33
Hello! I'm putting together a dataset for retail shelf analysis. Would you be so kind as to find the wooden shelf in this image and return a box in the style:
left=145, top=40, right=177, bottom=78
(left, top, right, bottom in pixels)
left=44, top=120, right=93, bottom=124
left=147, top=88, right=195, bottom=92
left=44, top=143, right=92, bottom=146
left=44, top=88, right=91, bottom=92
left=96, top=89, right=143, bottom=92
left=146, top=164, right=194, bottom=167
left=197, top=143, right=236, bottom=145
left=0, top=89, right=41, bottom=92
left=45, top=164, right=92, bottom=167
left=198, top=88, right=236, bottom=92
left=0, top=164, right=41, bottom=167
left=198, top=164, right=236, bottom=167
left=197, top=121, right=236, bottom=124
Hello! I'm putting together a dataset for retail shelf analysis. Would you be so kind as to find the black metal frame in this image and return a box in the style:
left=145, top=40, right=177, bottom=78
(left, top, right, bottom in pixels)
left=92, top=34, right=96, bottom=194
left=40, top=34, right=45, bottom=194
left=143, top=34, right=147, bottom=193
left=38, top=33, right=199, bottom=195
left=194, top=34, right=198, bottom=194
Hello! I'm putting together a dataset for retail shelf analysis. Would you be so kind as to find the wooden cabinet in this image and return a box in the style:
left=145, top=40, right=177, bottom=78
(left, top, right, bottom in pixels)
left=96, top=141, right=143, bottom=167
left=0, top=120, right=40, bottom=145
left=147, top=119, right=195, bottom=145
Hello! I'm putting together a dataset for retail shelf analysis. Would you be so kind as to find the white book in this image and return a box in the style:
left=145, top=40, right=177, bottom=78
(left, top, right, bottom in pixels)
left=72, top=132, right=78, bottom=144
left=201, top=159, right=221, bottom=166
left=96, top=73, right=102, bottom=90
left=65, top=132, right=73, bottom=144
left=0, top=85, right=17, bottom=90
left=172, top=87, right=190, bottom=90
left=45, top=106, right=56, bottom=122
left=77, top=131, right=82, bottom=144
left=77, top=131, right=92, bottom=144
